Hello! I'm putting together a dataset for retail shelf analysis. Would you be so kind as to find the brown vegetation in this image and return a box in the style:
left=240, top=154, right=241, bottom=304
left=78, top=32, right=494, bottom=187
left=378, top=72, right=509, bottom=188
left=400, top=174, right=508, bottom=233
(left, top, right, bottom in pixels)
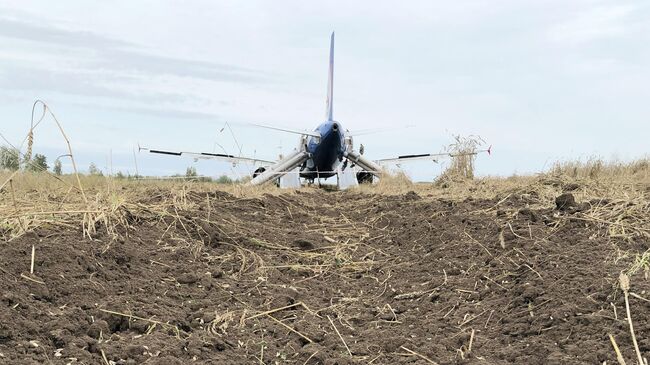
left=1, top=157, right=649, bottom=364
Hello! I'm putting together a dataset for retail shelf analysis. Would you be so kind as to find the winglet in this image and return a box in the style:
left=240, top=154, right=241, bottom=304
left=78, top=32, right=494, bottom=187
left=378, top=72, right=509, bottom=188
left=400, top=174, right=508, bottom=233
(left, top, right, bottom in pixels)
left=487, top=145, right=492, bottom=155
left=325, top=31, right=334, bottom=121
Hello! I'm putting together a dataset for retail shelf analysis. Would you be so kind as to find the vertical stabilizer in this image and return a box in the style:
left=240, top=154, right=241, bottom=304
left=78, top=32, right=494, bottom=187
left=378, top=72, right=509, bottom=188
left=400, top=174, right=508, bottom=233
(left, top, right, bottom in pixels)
left=325, top=32, right=334, bottom=121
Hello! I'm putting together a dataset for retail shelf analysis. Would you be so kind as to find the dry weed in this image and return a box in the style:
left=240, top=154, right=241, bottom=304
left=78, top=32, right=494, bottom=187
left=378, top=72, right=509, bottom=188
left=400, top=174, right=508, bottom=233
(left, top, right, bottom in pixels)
left=434, top=135, right=486, bottom=186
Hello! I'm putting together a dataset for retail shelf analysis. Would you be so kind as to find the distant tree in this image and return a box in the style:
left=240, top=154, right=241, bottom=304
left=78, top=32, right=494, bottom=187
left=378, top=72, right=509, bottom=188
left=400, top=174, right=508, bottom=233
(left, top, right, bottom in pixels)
left=0, top=146, right=20, bottom=171
left=115, top=171, right=126, bottom=179
left=53, top=159, right=63, bottom=175
left=185, top=166, right=198, bottom=178
left=88, top=162, right=103, bottom=176
left=215, top=175, right=233, bottom=184
left=238, top=176, right=252, bottom=184
left=26, top=153, right=48, bottom=172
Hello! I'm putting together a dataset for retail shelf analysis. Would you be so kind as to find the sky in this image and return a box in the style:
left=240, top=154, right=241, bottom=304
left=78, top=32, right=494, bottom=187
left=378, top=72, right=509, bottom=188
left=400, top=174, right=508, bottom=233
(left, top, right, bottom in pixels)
left=0, top=0, right=648, bottom=181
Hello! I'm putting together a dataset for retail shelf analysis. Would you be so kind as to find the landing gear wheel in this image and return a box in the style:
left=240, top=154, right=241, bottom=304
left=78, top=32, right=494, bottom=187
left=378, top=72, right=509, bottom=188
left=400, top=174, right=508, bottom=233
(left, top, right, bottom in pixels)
left=356, top=172, right=373, bottom=184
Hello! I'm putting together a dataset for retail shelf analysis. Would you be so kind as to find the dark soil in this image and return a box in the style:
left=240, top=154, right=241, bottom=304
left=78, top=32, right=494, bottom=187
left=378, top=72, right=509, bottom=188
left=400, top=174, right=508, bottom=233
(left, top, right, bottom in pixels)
left=1, top=188, right=648, bottom=364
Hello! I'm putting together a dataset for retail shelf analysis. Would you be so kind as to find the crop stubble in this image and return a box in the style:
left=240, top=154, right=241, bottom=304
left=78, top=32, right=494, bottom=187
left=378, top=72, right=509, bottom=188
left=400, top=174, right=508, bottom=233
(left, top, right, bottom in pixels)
left=0, top=177, right=649, bottom=364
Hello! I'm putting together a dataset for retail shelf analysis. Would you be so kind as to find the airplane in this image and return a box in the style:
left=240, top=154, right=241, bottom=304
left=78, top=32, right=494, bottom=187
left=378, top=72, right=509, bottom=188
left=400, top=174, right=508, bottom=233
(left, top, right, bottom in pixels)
left=141, top=32, right=491, bottom=189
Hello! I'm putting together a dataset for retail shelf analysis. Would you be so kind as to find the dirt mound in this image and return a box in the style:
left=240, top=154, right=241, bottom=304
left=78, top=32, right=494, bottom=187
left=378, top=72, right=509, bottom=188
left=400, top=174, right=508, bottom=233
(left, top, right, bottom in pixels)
left=0, top=188, right=648, bottom=364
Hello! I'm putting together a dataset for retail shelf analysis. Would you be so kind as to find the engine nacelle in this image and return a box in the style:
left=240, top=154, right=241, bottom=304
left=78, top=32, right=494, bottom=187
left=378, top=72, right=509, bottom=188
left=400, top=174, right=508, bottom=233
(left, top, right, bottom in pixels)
left=356, top=171, right=374, bottom=184
left=253, top=166, right=267, bottom=179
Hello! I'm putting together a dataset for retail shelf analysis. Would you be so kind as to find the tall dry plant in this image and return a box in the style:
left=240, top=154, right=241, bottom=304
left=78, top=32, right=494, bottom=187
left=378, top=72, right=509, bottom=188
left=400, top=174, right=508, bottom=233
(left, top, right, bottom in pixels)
left=435, top=135, right=485, bottom=185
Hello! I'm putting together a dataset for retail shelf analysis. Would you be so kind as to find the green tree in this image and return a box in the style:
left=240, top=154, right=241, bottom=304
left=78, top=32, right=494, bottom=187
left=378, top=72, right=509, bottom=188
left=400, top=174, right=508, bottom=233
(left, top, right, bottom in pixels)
left=53, top=159, right=62, bottom=175
left=0, top=146, right=20, bottom=171
left=185, top=166, right=198, bottom=177
left=215, top=175, right=233, bottom=184
left=88, top=162, right=103, bottom=176
left=26, top=153, right=48, bottom=172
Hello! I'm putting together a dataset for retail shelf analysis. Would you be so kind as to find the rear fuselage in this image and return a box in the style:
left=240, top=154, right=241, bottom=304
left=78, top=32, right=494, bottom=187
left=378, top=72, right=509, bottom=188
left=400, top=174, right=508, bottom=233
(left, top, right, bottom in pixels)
left=300, top=121, right=346, bottom=179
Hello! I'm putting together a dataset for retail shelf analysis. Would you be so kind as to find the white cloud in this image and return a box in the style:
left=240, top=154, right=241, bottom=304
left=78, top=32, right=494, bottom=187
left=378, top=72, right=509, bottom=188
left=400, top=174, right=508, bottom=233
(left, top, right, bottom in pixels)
left=547, top=4, right=637, bottom=44
left=0, top=1, right=647, bottom=180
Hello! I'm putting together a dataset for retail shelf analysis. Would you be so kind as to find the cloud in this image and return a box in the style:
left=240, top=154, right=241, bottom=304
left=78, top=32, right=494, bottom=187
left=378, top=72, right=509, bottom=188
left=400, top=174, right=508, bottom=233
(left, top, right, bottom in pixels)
left=0, top=1, right=648, bottom=180
left=547, top=4, right=637, bottom=44
left=67, top=99, right=223, bottom=122
left=0, top=15, right=282, bottom=126
left=0, top=16, right=129, bottom=49
left=0, top=16, right=270, bottom=99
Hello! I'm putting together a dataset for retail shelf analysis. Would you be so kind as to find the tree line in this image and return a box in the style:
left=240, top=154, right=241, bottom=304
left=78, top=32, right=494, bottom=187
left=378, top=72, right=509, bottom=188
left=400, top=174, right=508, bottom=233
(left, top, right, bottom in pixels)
left=0, top=146, right=61, bottom=174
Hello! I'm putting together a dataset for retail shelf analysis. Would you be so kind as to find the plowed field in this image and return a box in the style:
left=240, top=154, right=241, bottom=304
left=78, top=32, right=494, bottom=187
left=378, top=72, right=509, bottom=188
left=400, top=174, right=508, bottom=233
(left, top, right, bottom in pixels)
left=1, top=181, right=649, bottom=364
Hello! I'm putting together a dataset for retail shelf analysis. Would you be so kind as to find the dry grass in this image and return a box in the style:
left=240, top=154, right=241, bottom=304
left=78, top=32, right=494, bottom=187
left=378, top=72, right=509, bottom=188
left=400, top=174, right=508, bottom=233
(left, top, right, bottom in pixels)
left=356, top=170, right=414, bottom=195
left=5, top=100, right=643, bottom=247
left=1, top=158, right=649, bottom=364
left=3, top=156, right=648, bottom=243
left=550, top=157, right=649, bottom=180
left=2, top=146, right=649, bottom=288
left=434, top=135, right=486, bottom=186
left=0, top=171, right=375, bottom=276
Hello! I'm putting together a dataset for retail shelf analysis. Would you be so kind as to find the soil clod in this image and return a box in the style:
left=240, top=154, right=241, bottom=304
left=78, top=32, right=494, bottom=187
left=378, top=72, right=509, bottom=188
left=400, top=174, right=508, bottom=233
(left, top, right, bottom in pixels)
left=555, top=192, right=577, bottom=210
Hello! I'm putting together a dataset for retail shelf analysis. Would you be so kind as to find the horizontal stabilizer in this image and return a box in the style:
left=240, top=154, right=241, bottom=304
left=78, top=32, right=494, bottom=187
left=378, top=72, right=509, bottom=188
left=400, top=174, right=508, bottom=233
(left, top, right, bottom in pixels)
left=348, top=124, right=415, bottom=137
left=247, top=123, right=320, bottom=138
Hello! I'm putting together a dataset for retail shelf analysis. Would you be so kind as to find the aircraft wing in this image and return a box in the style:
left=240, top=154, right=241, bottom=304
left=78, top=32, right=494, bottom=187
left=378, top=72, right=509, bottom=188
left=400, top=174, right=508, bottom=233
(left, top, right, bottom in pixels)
left=140, top=147, right=274, bottom=165
left=375, top=146, right=491, bottom=164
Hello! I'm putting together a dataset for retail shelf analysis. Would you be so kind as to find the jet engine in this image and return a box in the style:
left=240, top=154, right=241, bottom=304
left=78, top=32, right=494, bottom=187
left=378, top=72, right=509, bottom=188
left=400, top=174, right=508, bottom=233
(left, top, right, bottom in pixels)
left=253, top=166, right=267, bottom=179
left=356, top=171, right=374, bottom=184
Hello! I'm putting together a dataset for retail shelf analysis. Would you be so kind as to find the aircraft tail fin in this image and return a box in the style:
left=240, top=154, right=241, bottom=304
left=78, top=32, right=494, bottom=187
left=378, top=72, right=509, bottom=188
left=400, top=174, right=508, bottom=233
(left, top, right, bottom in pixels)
left=325, top=32, right=334, bottom=121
